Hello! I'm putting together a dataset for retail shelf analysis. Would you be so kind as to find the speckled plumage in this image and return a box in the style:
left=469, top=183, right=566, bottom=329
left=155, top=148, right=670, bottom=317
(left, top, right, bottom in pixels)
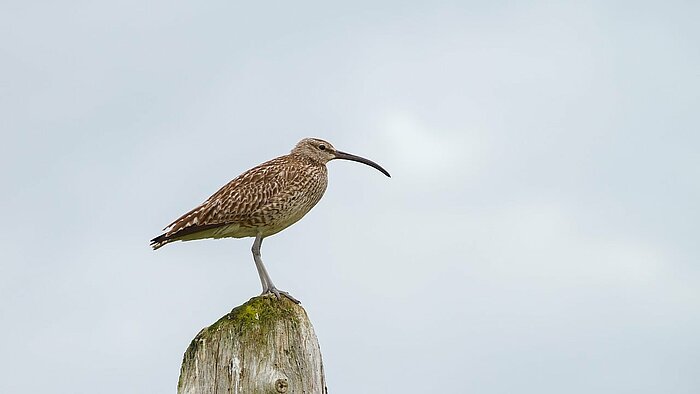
left=151, top=154, right=328, bottom=249
left=151, top=137, right=390, bottom=302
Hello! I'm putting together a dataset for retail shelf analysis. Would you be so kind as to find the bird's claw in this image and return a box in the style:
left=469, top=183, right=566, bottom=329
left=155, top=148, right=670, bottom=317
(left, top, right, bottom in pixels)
left=264, top=287, right=301, bottom=304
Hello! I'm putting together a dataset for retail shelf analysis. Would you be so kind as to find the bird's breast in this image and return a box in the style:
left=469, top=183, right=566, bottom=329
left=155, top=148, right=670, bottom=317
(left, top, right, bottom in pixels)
left=255, top=163, right=328, bottom=237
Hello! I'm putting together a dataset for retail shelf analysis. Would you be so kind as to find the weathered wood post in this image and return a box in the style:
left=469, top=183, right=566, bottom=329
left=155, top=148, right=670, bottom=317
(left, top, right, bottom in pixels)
left=178, top=296, right=327, bottom=394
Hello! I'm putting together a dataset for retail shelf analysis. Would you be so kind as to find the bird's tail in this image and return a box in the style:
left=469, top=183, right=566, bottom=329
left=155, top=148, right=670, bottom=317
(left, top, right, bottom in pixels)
left=150, top=233, right=171, bottom=250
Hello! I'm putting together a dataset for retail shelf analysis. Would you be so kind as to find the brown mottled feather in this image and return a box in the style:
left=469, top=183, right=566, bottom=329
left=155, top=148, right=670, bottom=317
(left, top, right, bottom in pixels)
left=150, top=154, right=328, bottom=249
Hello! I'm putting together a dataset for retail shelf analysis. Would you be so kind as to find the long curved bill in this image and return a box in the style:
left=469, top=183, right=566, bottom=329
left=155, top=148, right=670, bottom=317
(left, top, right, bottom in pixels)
left=334, top=150, right=391, bottom=177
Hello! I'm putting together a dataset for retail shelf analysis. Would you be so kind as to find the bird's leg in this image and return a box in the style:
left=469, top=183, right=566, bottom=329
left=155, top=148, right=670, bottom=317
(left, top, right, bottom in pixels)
left=251, top=234, right=300, bottom=304
left=251, top=234, right=270, bottom=292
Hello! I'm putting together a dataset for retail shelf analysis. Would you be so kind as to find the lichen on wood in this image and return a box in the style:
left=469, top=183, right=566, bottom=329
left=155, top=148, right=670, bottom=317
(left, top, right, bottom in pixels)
left=178, top=295, right=327, bottom=394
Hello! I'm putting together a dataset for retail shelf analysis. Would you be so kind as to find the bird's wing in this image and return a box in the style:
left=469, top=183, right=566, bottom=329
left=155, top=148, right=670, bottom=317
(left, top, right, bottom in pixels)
left=154, top=156, right=300, bottom=244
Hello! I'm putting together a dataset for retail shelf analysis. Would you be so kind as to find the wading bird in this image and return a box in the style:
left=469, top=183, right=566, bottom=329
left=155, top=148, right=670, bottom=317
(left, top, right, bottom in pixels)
left=151, top=138, right=390, bottom=303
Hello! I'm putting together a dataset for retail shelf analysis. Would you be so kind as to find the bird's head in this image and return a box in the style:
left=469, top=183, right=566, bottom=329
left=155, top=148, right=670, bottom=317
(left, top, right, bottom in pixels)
left=291, top=138, right=391, bottom=177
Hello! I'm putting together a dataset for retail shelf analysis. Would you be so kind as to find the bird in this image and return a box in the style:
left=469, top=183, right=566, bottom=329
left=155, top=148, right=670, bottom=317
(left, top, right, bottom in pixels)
left=151, top=137, right=390, bottom=303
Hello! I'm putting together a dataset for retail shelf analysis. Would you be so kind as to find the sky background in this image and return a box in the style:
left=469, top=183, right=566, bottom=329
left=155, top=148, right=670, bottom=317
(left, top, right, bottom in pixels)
left=2, top=1, right=699, bottom=393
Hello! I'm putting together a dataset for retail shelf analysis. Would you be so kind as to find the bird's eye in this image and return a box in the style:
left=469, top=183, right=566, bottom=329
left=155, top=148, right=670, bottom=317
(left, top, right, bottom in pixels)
left=319, top=144, right=326, bottom=150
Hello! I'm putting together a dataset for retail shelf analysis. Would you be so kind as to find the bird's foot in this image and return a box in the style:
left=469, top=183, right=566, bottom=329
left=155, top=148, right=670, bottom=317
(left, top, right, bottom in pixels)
left=263, top=287, right=301, bottom=304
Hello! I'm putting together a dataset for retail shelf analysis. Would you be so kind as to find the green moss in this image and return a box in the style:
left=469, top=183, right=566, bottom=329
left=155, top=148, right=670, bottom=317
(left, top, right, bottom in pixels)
left=231, top=296, right=296, bottom=328
left=192, top=295, right=300, bottom=343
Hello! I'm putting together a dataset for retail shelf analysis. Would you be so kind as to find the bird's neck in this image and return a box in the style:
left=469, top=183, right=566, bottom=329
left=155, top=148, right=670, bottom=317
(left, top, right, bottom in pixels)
left=289, top=152, right=326, bottom=166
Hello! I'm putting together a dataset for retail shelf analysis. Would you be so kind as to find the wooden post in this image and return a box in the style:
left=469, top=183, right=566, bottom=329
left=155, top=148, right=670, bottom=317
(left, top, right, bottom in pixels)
left=177, top=296, right=327, bottom=394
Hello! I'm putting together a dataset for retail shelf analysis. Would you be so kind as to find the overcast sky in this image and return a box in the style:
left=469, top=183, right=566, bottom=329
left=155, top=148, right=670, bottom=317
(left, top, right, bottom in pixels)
left=2, top=1, right=699, bottom=393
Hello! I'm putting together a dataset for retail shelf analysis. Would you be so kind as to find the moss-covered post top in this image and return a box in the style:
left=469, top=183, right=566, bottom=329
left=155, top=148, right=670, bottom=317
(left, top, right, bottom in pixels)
left=178, top=295, right=327, bottom=394
left=212, top=295, right=300, bottom=332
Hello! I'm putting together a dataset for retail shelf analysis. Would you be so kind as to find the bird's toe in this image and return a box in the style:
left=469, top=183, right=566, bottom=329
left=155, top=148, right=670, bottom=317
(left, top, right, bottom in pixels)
left=264, top=287, right=301, bottom=304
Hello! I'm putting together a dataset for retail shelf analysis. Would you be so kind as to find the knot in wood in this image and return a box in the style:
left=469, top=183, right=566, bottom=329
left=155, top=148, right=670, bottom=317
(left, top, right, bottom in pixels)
left=275, top=378, right=289, bottom=393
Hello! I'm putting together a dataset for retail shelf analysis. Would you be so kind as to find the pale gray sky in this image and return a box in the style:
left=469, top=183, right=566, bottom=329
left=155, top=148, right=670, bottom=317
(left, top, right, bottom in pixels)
left=1, top=1, right=699, bottom=393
